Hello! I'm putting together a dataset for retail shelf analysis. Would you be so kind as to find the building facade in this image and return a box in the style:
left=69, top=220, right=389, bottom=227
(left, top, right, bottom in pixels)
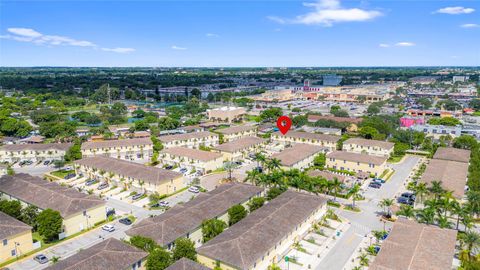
left=81, top=138, right=153, bottom=160
left=159, top=147, right=224, bottom=174
left=0, top=143, right=72, bottom=163
left=215, top=125, right=257, bottom=142
left=326, top=151, right=388, bottom=176
left=0, top=212, right=34, bottom=263
left=272, top=131, right=340, bottom=152
left=159, top=131, right=219, bottom=149
left=342, top=138, right=394, bottom=157
left=214, top=137, right=266, bottom=161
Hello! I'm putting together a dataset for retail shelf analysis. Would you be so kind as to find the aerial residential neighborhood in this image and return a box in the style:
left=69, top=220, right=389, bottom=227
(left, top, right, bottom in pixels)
left=1, top=0, right=480, bottom=269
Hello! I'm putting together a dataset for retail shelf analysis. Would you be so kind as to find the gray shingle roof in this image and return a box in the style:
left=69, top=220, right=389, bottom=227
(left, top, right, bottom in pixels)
left=272, top=143, right=325, bottom=167
left=81, top=138, right=152, bottom=151
left=75, top=156, right=183, bottom=185
left=420, top=159, right=468, bottom=199
left=166, top=258, right=210, bottom=270
left=369, top=218, right=457, bottom=270
left=273, top=131, right=340, bottom=143
left=197, top=190, right=327, bottom=270
left=343, top=138, right=394, bottom=150
left=0, top=211, right=32, bottom=240
left=0, top=174, right=105, bottom=218
left=433, top=147, right=471, bottom=163
left=215, top=125, right=256, bottom=135
left=126, top=183, right=263, bottom=246
left=1, top=143, right=72, bottom=152
left=214, top=137, right=266, bottom=153
left=327, top=151, right=388, bottom=165
left=161, top=147, right=223, bottom=162
left=44, top=238, right=148, bottom=270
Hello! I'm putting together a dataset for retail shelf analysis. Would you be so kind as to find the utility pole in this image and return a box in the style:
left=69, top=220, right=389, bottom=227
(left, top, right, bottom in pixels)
left=107, top=83, right=112, bottom=105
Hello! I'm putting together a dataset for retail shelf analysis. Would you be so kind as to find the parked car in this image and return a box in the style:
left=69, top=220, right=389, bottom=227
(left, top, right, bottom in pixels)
left=188, top=186, right=200, bottom=193
left=400, top=192, right=416, bottom=200
left=102, top=224, right=115, bottom=232
left=158, top=201, right=169, bottom=207
left=33, top=254, right=49, bottom=264
left=368, top=182, right=381, bottom=189
left=64, top=173, right=76, bottom=180
left=43, top=160, right=50, bottom=165
left=85, top=179, right=97, bottom=186
left=97, top=182, right=109, bottom=190
left=255, top=166, right=263, bottom=173
left=372, top=178, right=386, bottom=184
left=119, top=217, right=133, bottom=225
left=397, top=196, right=414, bottom=205
left=165, top=165, right=173, bottom=170
left=132, top=193, right=144, bottom=200
left=179, top=168, right=188, bottom=173
left=106, top=208, right=116, bottom=217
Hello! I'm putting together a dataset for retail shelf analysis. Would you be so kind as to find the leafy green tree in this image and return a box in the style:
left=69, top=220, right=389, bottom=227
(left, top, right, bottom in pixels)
left=172, top=238, right=197, bottom=262
left=260, top=107, right=282, bottom=122
left=201, top=219, right=227, bottom=243
left=416, top=97, right=433, bottom=109
left=292, top=115, right=308, bottom=127
left=133, top=109, right=146, bottom=118
left=266, top=187, right=285, bottom=200
left=313, top=153, right=326, bottom=169
left=20, top=205, right=39, bottom=228
left=130, top=235, right=160, bottom=252
left=64, top=139, right=82, bottom=161
left=91, top=84, right=120, bottom=103
left=247, top=197, right=265, bottom=212
left=36, top=209, right=62, bottom=242
left=367, top=103, right=381, bottom=115
left=0, top=199, right=22, bottom=218
left=332, top=109, right=349, bottom=117
left=427, top=117, right=461, bottom=126
left=158, top=117, right=180, bottom=130
left=227, top=204, right=247, bottom=225
left=453, top=135, right=478, bottom=150
left=146, top=247, right=172, bottom=270
left=190, top=88, right=201, bottom=99
left=359, top=126, right=380, bottom=140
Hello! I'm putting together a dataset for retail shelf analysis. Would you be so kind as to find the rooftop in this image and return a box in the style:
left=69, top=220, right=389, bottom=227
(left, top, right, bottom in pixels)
left=307, top=115, right=363, bottom=124
left=343, top=138, right=394, bottom=149
left=44, top=238, right=148, bottom=270
left=420, top=159, right=468, bottom=198
left=75, top=156, right=183, bottom=185
left=81, top=138, right=152, bottom=150
left=370, top=218, right=457, bottom=270
left=0, top=174, right=105, bottom=218
left=1, top=142, right=72, bottom=152
left=273, top=131, right=340, bottom=143
left=159, top=131, right=218, bottom=143
left=433, top=147, right=471, bottom=163
left=307, top=170, right=347, bottom=182
left=272, top=143, right=325, bottom=167
left=215, top=125, right=256, bottom=135
left=165, top=258, right=210, bottom=270
left=0, top=211, right=32, bottom=240
left=214, top=136, right=266, bottom=153
left=161, top=147, right=223, bottom=162
left=327, top=151, right=388, bottom=165
left=197, top=190, right=326, bottom=270
left=126, top=183, right=263, bottom=246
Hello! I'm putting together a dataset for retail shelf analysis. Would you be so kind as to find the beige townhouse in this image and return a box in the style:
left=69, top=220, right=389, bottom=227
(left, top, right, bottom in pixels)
left=326, top=151, right=388, bottom=177
left=159, top=131, right=219, bottom=149
left=342, top=138, right=394, bottom=157
left=213, top=136, right=266, bottom=161
left=272, top=131, right=340, bottom=152
left=0, top=143, right=72, bottom=163
left=215, top=125, right=257, bottom=142
left=0, top=211, right=34, bottom=263
left=272, top=143, right=326, bottom=170
left=81, top=138, right=153, bottom=160
left=160, top=147, right=224, bottom=175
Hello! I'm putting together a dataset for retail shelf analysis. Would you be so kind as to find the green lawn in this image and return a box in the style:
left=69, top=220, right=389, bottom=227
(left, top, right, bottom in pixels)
left=51, top=169, right=75, bottom=179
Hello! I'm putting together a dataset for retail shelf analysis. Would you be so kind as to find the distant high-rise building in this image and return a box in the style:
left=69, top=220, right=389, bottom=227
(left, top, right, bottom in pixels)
left=323, top=74, right=343, bottom=86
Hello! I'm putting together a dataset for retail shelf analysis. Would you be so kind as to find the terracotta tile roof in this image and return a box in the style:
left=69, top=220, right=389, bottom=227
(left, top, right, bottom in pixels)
left=0, top=174, right=105, bottom=218
left=370, top=218, right=457, bottom=270
left=214, top=137, right=266, bottom=153
left=272, top=143, right=325, bottom=167
left=166, top=258, right=210, bottom=270
left=75, top=156, right=183, bottom=185
left=161, top=147, right=223, bottom=162
left=81, top=138, right=152, bottom=150
left=343, top=138, right=394, bottom=150
left=420, top=159, right=468, bottom=199
left=159, top=131, right=218, bottom=143
left=327, top=151, right=388, bottom=165
left=197, top=190, right=326, bottom=270
left=1, top=143, right=72, bottom=152
left=433, top=147, right=471, bottom=163
left=0, top=211, right=32, bottom=239
left=44, top=238, right=147, bottom=270
left=126, top=183, right=263, bottom=246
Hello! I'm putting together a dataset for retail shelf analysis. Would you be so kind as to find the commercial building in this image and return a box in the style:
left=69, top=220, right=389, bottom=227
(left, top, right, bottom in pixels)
left=272, top=143, right=325, bottom=170
left=342, top=138, right=394, bottom=157
left=214, top=137, right=266, bottom=161
left=307, top=115, right=363, bottom=132
left=81, top=138, right=153, bottom=160
left=326, top=151, right=388, bottom=176
left=207, top=107, right=247, bottom=123
left=370, top=218, right=457, bottom=270
left=272, top=131, right=340, bottom=152
left=126, top=183, right=264, bottom=249
left=322, top=75, right=343, bottom=86
left=433, top=147, right=471, bottom=163
left=159, top=147, right=224, bottom=174
left=0, top=143, right=72, bottom=163
left=0, top=211, right=34, bottom=263
left=0, top=174, right=105, bottom=237
left=159, top=131, right=219, bottom=149
left=410, top=124, right=462, bottom=139
left=197, top=190, right=327, bottom=270
left=44, top=238, right=148, bottom=270
left=215, top=125, right=257, bottom=142
left=75, top=156, right=184, bottom=195
left=166, top=258, right=210, bottom=270
left=420, top=158, right=469, bottom=199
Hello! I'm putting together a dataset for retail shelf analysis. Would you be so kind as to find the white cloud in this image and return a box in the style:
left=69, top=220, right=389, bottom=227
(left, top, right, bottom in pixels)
left=1, top=27, right=134, bottom=53
left=206, top=33, right=220, bottom=38
left=268, top=0, right=382, bottom=26
left=395, top=42, right=415, bottom=47
left=101, top=47, right=135, bottom=53
left=435, top=6, right=475, bottom=15
left=379, top=43, right=390, bottom=48
left=461, top=23, right=480, bottom=28
left=171, top=45, right=187, bottom=50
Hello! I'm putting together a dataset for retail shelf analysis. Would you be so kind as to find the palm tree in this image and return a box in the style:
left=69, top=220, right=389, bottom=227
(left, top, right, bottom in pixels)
left=460, top=231, right=480, bottom=260
left=416, top=207, right=435, bottom=225
left=254, top=152, right=266, bottom=168
left=467, top=190, right=480, bottom=218
left=378, top=198, right=394, bottom=217
left=372, top=230, right=385, bottom=244
left=330, top=177, right=342, bottom=201
left=396, top=205, right=414, bottom=218
left=349, top=184, right=361, bottom=208
left=436, top=215, right=453, bottom=229
left=429, top=181, right=445, bottom=201
left=268, top=264, right=281, bottom=270
left=266, top=158, right=281, bottom=173
left=414, top=182, right=428, bottom=204
left=245, top=170, right=260, bottom=186
left=223, top=161, right=238, bottom=182
left=357, top=253, right=369, bottom=266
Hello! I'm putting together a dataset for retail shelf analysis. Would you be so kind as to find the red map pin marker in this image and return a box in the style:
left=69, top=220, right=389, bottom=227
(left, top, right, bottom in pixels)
left=277, top=115, right=292, bottom=135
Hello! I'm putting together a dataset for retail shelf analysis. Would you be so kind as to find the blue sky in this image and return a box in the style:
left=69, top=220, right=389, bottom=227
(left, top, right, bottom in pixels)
left=0, top=0, right=479, bottom=67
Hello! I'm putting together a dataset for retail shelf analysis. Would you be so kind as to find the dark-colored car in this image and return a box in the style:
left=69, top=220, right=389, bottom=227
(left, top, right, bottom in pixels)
left=132, top=193, right=144, bottom=200
left=34, top=254, right=49, bottom=264
left=400, top=192, right=416, bottom=200
left=85, top=179, right=97, bottom=186
left=397, top=196, right=414, bottom=205
left=368, top=182, right=381, bottom=189
left=165, top=165, right=173, bottom=170
left=64, top=173, right=76, bottom=180
left=97, top=182, right=109, bottom=190
left=43, top=160, right=50, bottom=165
left=119, top=217, right=133, bottom=225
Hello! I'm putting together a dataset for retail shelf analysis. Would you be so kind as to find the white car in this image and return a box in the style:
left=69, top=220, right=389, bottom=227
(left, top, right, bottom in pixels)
left=102, top=224, right=115, bottom=232
left=188, top=186, right=200, bottom=193
left=158, top=201, right=170, bottom=207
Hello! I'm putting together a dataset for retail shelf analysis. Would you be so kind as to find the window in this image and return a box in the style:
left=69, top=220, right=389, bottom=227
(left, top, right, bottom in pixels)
left=3, top=239, right=7, bottom=246
left=11, top=249, right=16, bottom=256
left=137, top=261, right=141, bottom=268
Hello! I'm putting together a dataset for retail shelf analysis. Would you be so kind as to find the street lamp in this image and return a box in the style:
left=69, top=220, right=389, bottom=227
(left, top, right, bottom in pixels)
left=14, top=241, right=20, bottom=259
